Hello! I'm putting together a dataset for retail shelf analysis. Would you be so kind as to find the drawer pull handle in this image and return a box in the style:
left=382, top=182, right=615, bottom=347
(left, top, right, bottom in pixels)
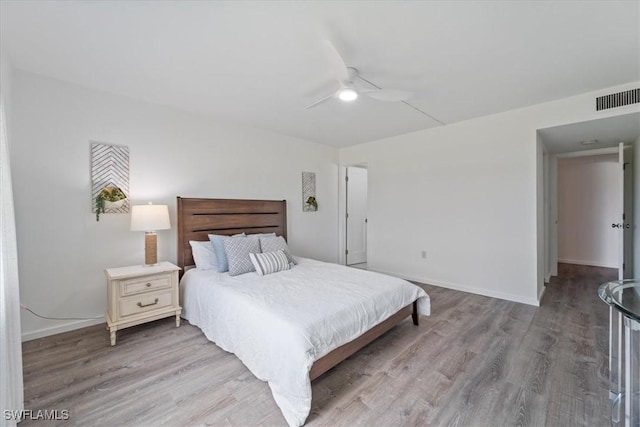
left=137, top=298, right=159, bottom=308
left=145, top=283, right=152, bottom=287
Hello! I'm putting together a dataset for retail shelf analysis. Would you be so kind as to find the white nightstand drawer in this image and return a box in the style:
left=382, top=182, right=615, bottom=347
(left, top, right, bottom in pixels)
left=119, top=290, right=173, bottom=317
left=120, top=274, right=171, bottom=296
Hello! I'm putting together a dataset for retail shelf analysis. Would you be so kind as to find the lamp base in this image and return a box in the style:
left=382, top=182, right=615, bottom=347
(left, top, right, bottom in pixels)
left=144, top=232, right=158, bottom=266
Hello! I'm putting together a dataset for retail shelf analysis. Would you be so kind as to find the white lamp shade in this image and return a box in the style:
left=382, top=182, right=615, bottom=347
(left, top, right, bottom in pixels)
left=130, top=204, right=171, bottom=231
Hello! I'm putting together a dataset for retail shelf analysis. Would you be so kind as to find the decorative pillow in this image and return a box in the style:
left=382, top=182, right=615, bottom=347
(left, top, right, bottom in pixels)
left=250, top=250, right=291, bottom=276
left=224, top=236, right=260, bottom=276
left=246, top=232, right=275, bottom=245
left=209, top=233, right=245, bottom=273
left=250, top=232, right=276, bottom=238
left=259, top=236, right=296, bottom=265
left=189, top=240, right=217, bottom=270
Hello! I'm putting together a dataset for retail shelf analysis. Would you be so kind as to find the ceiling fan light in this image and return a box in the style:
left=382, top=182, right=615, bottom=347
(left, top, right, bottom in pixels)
left=338, top=88, right=358, bottom=102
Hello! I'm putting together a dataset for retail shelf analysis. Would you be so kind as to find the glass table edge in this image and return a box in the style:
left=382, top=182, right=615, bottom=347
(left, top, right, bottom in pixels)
left=599, top=280, right=640, bottom=322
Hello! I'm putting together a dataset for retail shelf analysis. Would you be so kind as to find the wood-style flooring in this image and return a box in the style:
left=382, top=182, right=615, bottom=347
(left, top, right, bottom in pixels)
left=21, top=263, right=616, bottom=426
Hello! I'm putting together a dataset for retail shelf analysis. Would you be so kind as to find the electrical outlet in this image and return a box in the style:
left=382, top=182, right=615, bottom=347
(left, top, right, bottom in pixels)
left=421, top=250, right=427, bottom=259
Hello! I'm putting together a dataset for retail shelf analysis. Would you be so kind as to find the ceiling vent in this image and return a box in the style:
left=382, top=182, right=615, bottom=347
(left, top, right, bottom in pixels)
left=596, top=88, right=639, bottom=111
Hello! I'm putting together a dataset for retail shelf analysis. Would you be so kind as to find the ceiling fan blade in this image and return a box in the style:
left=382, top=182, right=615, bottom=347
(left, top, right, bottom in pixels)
left=305, top=92, right=336, bottom=109
left=364, top=89, right=413, bottom=102
left=322, top=39, right=350, bottom=82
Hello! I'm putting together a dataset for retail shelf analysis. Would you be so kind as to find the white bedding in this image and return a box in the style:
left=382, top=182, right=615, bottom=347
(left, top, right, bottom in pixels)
left=180, top=257, right=430, bottom=426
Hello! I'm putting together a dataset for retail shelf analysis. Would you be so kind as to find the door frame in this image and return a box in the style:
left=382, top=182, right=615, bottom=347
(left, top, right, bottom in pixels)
left=339, top=162, right=368, bottom=265
left=619, top=142, right=634, bottom=279
left=345, top=165, right=368, bottom=265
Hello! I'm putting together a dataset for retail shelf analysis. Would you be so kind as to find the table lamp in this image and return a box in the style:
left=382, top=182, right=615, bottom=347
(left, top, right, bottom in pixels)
left=130, top=203, right=170, bottom=266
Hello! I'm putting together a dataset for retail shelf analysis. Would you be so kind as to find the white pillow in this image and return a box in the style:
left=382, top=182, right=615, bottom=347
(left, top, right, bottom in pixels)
left=189, top=240, right=217, bottom=270
left=249, top=250, right=291, bottom=276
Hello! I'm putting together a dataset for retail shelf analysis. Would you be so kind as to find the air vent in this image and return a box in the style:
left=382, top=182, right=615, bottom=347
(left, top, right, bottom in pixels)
left=596, top=88, right=639, bottom=111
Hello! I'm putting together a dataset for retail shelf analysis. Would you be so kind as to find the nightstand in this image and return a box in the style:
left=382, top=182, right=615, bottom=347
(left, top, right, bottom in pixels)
left=105, top=261, right=181, bottom=346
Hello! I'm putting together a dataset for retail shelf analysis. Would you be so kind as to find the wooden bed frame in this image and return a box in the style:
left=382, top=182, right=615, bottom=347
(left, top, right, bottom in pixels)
left=176, top=196, right=419, bottom=381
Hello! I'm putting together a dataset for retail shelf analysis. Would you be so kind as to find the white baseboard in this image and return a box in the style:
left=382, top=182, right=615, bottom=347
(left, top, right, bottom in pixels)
left=372, top=268, right=541, bottom=307
left=21, top=318, right=105, bottom=342
left=557, top=258, right=617, bottom=269
left=538, top=285, right=546, bottom=302
left=21, top=268, right=543, bottom=341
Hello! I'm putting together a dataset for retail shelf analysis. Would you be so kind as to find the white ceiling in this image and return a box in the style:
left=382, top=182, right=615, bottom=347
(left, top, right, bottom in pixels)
left=1, top=1, right=639, bottom=148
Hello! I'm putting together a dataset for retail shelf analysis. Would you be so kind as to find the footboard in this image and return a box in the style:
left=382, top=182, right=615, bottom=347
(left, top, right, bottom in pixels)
left=309, top=301, right=419, bottom=381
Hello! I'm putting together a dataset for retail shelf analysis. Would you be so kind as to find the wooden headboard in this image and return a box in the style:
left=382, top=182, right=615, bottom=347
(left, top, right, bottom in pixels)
left=177, top=197, right=287, bottom=271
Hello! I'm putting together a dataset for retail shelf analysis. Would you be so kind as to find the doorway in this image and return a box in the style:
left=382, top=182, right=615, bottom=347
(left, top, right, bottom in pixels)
left=345, top=165, right=368, bottom=267
left=539, top=112, right=639, bottom=287
left=556, top=152, right=619, bottom=269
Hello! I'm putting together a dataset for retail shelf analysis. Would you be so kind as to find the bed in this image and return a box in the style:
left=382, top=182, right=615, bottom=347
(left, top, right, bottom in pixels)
left=177, top=197, right=430, bottom=426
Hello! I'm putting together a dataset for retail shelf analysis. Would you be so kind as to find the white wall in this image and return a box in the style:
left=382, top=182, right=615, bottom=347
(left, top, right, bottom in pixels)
left=557, top=154, right=618, bottom=268
left=340, top=81, right=640, bottom=306
left=11, top=71, right=339, bottom=340
left=0, top=54, right=11, bottom=138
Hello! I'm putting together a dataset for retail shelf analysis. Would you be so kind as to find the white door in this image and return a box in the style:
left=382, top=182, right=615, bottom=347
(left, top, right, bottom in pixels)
left=617, top=142, right=634, bottom=280
left=346, top=166, right=367, bottom=265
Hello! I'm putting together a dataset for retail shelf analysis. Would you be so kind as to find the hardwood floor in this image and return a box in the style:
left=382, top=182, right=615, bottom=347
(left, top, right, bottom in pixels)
left=21, top=263, right=616, bottom=426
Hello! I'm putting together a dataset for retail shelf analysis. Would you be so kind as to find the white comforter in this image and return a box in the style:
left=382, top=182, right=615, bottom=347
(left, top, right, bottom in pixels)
left=180, top=257, right=430, bottom=426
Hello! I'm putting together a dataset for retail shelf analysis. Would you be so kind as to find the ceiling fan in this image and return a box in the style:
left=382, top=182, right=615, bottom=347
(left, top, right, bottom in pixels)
left=306, top=40, right=415, bottom=109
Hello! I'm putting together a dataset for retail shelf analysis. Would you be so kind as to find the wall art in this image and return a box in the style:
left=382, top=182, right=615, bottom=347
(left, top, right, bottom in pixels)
left=302, top=171, right=317, bottom=212
left=91, top=142, right=130, bottom=220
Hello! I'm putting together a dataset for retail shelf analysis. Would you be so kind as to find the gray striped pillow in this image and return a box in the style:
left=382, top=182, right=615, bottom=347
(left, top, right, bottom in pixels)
left=249, top=250, right=291, bottom=276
